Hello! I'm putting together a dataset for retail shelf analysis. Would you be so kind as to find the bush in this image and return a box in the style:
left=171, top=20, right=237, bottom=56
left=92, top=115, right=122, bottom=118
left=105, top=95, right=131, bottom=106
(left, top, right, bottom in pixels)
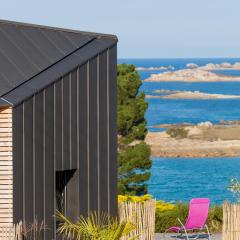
left=118, top=195, right=174, bottom=211
left=166, top=127, right=189, bottom=139
left=118, top=194, right=152, bottom=203
left=155, top=203, right=188, bottom=233
left=207, top=205, right=223, bottom=232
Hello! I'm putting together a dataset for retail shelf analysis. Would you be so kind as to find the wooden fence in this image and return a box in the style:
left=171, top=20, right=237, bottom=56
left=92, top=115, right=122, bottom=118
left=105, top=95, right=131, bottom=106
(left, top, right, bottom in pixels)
left=119, top=199, right=156, bottom=240
left=0, top=222, right=22, bottom=240
left=223, top=202, right=240, bottom=240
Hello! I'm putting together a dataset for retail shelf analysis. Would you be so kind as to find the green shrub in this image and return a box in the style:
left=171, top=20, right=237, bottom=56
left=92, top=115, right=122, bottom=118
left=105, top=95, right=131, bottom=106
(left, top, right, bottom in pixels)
left=166, top=127, right=189, bottom=139
left=155, top=203, right=188, bottom=233
left=207, top=205, right=223, bottom=232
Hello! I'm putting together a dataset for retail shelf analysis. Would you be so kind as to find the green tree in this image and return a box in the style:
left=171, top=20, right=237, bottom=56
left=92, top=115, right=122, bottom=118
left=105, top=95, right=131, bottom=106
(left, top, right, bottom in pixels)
left=117, top=64, right=152, bottom=195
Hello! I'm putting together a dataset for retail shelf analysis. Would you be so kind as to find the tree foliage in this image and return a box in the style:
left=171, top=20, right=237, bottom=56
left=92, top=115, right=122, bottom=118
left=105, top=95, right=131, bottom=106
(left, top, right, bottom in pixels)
left=117, top=64, right=152, bottom=195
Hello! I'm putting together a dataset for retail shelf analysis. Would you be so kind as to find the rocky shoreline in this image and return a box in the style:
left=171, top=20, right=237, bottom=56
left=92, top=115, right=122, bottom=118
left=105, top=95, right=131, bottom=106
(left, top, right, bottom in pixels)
left=146, top=91, right=240, bottom=99
left=145, top=69, right=240, bottom=82
left=145, top=124, right=240, bottom=158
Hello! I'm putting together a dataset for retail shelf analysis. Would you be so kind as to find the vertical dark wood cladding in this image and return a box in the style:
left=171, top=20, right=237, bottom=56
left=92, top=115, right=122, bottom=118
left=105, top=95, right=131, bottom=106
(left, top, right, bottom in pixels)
left=70, top=70, right=78, bottom=170
left=78, top=63, right=89, bottom=217
left=34, top=92, right=44, bottom=239
left=98, top=51, right=109, bottom=213
left=54, top=81, right=62, bottom=171
left=89, top=58, right=98, bottom=213
left=62, top=75, right=70, bottom=170
left=23, top=99, right=34, bottom=223
left=44, top=86, right=55, bottom=239
left=13, top=45, right=118, bottom=239
left=108, top=46, right=118, bottom=216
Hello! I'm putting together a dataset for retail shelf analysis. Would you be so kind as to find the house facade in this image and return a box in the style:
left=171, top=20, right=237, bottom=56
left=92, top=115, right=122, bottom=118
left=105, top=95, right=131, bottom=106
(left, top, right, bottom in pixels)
left=0, top=20, right=118, bottom=239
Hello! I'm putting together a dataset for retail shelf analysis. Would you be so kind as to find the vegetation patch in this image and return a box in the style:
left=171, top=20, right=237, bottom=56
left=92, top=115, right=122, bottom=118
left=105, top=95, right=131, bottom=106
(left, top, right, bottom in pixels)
left=117, top=64, right=151, bottom=196
left=166, top=127, right=189, bottom=139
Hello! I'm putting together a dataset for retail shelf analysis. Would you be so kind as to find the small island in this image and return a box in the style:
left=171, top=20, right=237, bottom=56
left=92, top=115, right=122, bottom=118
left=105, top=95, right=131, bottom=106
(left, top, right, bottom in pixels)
left=145, top=123, right=240, bottom=158
left=136, top=66, right=174, bottom=71
left=145, top=69, right=240, bottom=82
left=146, top=91, right=240, bottom=99
left=199, top=62, right=240, bottom=70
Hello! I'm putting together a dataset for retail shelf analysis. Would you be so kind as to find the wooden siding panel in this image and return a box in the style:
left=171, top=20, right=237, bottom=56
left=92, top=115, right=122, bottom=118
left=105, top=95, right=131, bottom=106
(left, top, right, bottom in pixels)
left=78, top=63, right=89, bottom=216
left=89, top=57, right=99, bottom=212
left=63, top=75, right=70, bottom=170
left=70, top=69, right=78, bottom=169
left=108, top=47, right=118, bottom=216
left=0, top=107, right=13, bottom=227
left=99, top=51, right=109, bottom=213
left=54, top=80, right=63, bottom=171
left=34, top=92, right=44, bottom=225
left=23, top=99, right=34, bottom=223
left=44, top=86, right=55, bottom=240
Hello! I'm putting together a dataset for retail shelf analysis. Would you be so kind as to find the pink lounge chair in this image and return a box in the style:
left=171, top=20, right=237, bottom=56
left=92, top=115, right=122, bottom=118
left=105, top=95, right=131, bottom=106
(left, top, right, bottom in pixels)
left=165, top=198, right=211, bottom=240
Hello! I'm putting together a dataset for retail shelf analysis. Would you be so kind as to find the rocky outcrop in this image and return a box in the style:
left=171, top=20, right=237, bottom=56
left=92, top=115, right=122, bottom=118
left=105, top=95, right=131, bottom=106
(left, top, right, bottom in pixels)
left=146, top=131, right=240, bottom=158
left=146, top=91, right=240, bottom=99
left=199, top=62, right=240, bottom=70
left=162, top=91, right=240, bottom=99
left=145, top=69, right=240, bottom=82
left=146, top=124, right=240, bottom=157
left=136, top=66, right=174, bottom=71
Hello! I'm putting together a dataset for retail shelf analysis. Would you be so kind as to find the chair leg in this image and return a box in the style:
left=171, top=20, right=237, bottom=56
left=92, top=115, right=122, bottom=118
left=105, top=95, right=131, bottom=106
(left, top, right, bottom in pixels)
left=205, top=224, right=211, bottom=240
left=182, top=227, right=189, bottom=240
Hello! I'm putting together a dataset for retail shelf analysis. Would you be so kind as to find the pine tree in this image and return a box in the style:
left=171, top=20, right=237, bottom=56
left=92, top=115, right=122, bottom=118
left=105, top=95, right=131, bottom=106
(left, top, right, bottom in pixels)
left=117, top=64, right=152, bottom=195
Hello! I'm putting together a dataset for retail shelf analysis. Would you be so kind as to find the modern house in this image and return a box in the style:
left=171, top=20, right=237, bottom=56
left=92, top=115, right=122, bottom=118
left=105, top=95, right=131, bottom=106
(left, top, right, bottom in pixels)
left=0, top=20, right=118, bottom=239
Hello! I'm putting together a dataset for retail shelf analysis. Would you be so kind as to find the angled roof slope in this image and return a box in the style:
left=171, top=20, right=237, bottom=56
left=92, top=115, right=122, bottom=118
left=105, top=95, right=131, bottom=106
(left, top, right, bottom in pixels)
left=0, top=20, right=117, bottom=105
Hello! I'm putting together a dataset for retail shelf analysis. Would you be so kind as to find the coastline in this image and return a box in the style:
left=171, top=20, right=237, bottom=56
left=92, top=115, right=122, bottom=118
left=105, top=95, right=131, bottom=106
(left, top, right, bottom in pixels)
left=146, top=91, right=240, bottom=99
left=144, top=69, right=240, bottom=82
left=145, top=125, right=240, bottom=158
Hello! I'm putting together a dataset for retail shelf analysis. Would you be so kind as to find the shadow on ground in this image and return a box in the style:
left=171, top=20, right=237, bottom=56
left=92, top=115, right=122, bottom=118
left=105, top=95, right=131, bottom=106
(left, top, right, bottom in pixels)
left=155, top=233, right=221, bottom=239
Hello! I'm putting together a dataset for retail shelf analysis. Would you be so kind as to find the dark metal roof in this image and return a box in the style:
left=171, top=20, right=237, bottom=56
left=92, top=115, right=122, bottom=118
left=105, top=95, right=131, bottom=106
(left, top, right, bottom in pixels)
left=0, top=20, right=117, bottom=106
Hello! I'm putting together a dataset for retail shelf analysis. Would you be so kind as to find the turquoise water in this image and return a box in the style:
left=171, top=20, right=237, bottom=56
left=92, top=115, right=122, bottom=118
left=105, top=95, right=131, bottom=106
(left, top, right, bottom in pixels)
left=150, top=157, right=240, bottom=204
left=118, top=58, right=240, bottom=204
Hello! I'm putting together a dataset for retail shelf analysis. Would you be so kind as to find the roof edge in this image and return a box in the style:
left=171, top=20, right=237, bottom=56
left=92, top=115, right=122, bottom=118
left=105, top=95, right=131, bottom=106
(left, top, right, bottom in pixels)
left=0, top=19, right=118, bottom=41
left=0, top=98, right=11, bottom=107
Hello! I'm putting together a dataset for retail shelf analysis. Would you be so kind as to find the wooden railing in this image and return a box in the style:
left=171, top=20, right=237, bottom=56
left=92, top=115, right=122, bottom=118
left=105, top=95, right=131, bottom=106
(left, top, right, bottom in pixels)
left=0, top=222, right=22, bottom=240
left=119, top=199, right=156, bottom=240
left=223, top=202, right=240, bottom=240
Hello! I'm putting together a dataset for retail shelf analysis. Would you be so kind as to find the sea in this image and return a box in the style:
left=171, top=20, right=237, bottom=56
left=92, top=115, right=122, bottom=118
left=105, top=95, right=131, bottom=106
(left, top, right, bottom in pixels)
left=118, top=58, right=240, bottom=204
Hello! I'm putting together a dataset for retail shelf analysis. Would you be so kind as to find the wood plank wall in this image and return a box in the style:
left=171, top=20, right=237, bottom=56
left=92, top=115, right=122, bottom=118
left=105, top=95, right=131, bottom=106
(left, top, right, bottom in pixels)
left=0, top=107, right=12, bottom=227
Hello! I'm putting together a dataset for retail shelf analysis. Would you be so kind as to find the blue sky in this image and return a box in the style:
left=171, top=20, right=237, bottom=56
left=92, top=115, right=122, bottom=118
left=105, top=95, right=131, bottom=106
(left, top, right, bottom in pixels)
left=1, top=0, right=240, bottom=58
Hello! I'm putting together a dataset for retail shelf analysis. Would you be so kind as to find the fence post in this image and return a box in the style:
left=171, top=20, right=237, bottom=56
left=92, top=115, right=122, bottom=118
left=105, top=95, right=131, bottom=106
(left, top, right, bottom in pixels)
left=0, top=222, right=22, bottom=240
left=223, top=201, right=240, bottom=240
left=119, top=199, right=156, bottom=240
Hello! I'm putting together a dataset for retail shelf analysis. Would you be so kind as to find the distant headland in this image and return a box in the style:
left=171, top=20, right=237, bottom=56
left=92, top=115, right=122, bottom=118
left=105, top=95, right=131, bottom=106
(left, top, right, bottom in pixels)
left=146, top=90, right=240, bottom=99
left=136, top=66, right=174, bottom=71
left=145, top=123, right=240, bottom=158
left=145, top=69, right=240, bottom=82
